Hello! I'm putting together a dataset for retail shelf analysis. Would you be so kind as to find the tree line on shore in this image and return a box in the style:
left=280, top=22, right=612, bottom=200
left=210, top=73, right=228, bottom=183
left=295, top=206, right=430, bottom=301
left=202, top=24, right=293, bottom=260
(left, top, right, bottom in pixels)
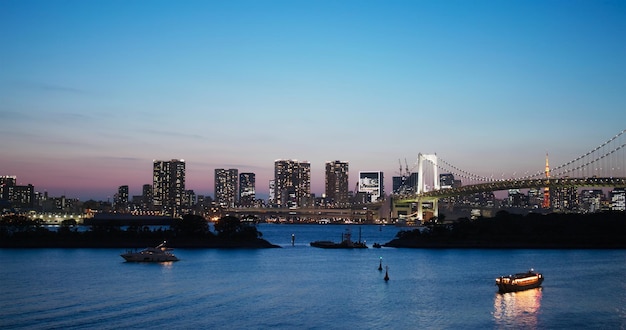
left=0, top=214, right=279, bottom=248
left=386, top=211, right=626, bottom=248
left=3, top=211, right=625, bottom=249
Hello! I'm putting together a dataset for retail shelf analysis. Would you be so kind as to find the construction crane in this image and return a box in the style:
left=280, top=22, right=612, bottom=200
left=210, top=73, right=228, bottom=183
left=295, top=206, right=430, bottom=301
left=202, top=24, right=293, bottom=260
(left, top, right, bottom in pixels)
left=395, top=158, right=418, bottom=195
left=405, top=158, right=410, bottom=176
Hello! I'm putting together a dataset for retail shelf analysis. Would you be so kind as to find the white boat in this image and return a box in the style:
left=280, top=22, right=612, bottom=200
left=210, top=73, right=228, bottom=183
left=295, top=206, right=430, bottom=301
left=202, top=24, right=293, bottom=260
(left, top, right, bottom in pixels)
left=121, top=241, right=179, bottom=262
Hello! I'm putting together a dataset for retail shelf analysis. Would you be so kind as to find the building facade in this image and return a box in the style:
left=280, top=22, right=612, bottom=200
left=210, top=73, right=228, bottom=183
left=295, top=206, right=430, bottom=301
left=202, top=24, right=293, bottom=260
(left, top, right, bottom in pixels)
left=215, top=169, right=238, bottom=208
left=392, top=172, right=418, bottom=194
left=358, top=171, right=384, bottom=202
left=239, top=172, right=256, bottom=207
left=1, top=176, right=17, bottom=200
left=579, top=189, right=604, bottom=213
left=507, top=189, right=526, bottom=207
left=610, top=188, right=625, bottom=211
left=1, top=176, right=35, bottom=209
left=324, top=161, right=349, bottom=207
left=152, top=159, right=186, bottom=216
left=439, top=173, right=455, bottom=189
left=114, top=185, right=129, bottom=212
left=528, top=188, right=543, bottom=208
left=551, top=186, right=578, bottom=212
left=274, top=159, right=311, bottom=208
left=268, top=180, right=275, bottom=205
left=7, top=184, right=34, bottom=208
left=141, top=184, right=153, bottom=211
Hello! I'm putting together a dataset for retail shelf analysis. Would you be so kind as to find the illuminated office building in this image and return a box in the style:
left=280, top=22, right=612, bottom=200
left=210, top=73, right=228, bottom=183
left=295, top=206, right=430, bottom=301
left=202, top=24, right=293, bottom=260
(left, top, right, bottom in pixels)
left=269, top=180, right=275, bottom=205
left=114, top=185, right=129, bottom=212
left=274, top=159, right=311, bottom=208
left=507, top=189, right=525, bottom=207
left=439, top=174, right=455, bottom=189
left=358, top=171, right=384, bottom=202
left=1, top=175, right=17, bottom=200
left=1, top=175, right=35, bottom=208
left=215, top=169, right=238, bottom=208
left=393, top=173, right=418, bottom=194
left=239, top=172, right=256, bottom=207
left=142, top=184, right=152, bottom=210
left=153, top=159, right=186, bottom=216
left=579, top=189, right=604, bottom=213
left=325, top=161, right=349, bottom=207
left=551, top=186, right=578, bottom=212
left=7, top=184, right=34, bottom=208
left=610, top=188, right=625, bottom=211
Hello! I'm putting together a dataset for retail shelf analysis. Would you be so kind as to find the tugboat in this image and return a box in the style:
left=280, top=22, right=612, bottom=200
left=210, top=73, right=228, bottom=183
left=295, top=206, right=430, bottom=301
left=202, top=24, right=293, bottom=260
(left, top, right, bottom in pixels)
left=495, top=269, right=543, bottom=293
left=121, top=241, right=179, bottom=262
left=310, top=227, right=368, bottom=249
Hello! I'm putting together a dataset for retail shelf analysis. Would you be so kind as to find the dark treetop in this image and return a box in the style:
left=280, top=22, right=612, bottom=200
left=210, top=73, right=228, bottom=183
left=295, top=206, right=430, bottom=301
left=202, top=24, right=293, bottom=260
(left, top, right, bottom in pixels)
left=0, top=214, right=279, bottom=248
left=384, top=211, right=626, bottom=249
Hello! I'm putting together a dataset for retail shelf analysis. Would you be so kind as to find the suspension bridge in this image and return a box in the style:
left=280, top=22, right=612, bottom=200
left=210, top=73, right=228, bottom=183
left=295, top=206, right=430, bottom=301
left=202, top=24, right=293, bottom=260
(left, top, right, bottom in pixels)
left=393, top=129, right=626, bottom=221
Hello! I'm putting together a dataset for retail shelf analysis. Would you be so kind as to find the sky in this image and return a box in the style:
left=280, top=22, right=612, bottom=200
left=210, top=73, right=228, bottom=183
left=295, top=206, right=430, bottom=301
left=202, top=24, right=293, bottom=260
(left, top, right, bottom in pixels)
left=1, top=0, right=625, bottom=201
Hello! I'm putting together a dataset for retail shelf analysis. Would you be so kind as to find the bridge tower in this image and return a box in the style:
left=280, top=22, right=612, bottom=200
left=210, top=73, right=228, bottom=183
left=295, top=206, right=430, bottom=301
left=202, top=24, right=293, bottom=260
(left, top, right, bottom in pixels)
left=415, top=153, right=440, bottom=221
left=417, top=153, right=440, bottom=194
left=542, top=153, right=550, bottom=209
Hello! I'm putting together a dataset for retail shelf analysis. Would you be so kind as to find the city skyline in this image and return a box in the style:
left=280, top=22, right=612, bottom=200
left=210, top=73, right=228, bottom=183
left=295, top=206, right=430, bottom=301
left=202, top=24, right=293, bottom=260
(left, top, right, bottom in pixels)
left=2, top=1, right=625, bottom=201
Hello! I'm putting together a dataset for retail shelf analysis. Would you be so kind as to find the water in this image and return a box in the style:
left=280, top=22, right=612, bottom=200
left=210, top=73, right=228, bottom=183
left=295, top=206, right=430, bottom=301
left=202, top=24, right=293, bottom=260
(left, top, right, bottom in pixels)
left=1, top=224, right=625, bottom=329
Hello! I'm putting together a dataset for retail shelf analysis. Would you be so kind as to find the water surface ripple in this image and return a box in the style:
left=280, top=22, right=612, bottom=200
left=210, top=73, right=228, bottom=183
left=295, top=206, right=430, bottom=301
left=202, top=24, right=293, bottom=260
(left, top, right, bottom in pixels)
left=1, top=224, right=625, bottom=329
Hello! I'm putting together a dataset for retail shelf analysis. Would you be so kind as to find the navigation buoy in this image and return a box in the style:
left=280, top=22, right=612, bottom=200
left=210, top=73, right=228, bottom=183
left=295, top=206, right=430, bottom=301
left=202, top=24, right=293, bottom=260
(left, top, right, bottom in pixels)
left=384, top=266, right=389, bottom=282
left=378, top=257, right=383, bottom=271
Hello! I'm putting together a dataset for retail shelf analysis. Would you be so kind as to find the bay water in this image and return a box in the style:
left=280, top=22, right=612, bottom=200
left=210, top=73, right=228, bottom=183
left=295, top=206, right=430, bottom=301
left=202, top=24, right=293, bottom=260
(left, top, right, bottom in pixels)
left=1, top=224, right=625, bottom=329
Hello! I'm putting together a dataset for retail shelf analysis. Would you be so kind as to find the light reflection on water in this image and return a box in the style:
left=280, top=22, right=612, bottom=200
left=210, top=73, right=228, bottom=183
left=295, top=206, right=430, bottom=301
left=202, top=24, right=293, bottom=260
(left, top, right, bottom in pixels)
left=493, top=288, right=542, bottom=328
left=1, top=225, right=625, bottom=329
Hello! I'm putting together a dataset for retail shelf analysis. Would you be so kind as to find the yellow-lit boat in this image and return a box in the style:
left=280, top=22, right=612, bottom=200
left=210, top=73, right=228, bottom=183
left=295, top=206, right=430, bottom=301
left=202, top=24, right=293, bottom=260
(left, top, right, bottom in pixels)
left=495, top=269, right=543, bottom=293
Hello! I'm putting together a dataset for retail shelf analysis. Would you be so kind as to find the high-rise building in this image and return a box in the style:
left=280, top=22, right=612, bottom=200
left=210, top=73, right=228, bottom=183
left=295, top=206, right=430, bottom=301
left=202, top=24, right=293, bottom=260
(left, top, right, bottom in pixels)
left=184, top=189, right=196, bottom=209
left=269, top=180, right=275, bottom=205
left=579, top=189, right=604, bottom=213
left=358, top=171, right=384, bottom=202
left=471, top=191, right=496, bottom=207
left=392, top=176, right=403, bottom=194
left=610, top=188, right=625, bottom=211
left=439, top=174, right=455, bottom=189
left=142, top=184, right=153, bottom=210
left=153, top=159, right=186, bottom=216
left=405, top=172, right=418, bottom=193
left=274, top=159, right=311, bottom=208
left=6, top=184, right=34, bottom=208
left=1, top=176, right=35, bottom=208
left=507, top=189, right=526, bottom=207
left=325, top=161, right=349, bottom=207
left=551, top=186, right=578, bottom=212
left=392, top=172, right=418, bottom=194
left=114, top=185, right=129, bottom=212
left=215, top=169, right=238, bottom=207
left=1, top=175, right=17, bottom=200
left=239, top=173, right=256, bottom=207
left=528, top=188, right=543, bottom=208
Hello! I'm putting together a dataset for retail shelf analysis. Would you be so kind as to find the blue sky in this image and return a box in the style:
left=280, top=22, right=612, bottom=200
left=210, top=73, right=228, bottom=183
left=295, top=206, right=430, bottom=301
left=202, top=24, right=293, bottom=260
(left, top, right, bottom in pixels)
left=1, top=0, right=625, bottom=200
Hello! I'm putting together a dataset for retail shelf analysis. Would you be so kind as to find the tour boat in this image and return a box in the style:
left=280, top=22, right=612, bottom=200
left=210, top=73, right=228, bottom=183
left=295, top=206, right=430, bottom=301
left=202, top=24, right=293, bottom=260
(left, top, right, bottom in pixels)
left=495, top=269, right=543, bottom=293
left=121, top=241, right=179, bottom=262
